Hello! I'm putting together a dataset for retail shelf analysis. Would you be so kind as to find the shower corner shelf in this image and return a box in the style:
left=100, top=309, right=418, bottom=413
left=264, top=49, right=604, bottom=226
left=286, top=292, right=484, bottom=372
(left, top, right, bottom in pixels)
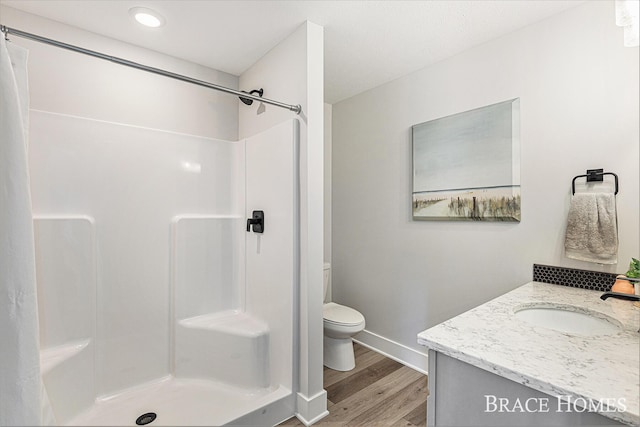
left=40, top=339, right=90, bottom=374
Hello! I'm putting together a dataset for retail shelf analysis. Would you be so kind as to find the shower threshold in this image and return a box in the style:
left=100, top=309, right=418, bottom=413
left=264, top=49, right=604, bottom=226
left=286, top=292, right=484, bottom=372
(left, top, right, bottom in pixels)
left=67, top=376, right=289, bottom=426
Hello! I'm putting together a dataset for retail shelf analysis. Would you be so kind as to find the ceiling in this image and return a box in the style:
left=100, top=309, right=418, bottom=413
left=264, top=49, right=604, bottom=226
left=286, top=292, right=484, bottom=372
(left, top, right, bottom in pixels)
left=1, top=0, right=586, bottom=104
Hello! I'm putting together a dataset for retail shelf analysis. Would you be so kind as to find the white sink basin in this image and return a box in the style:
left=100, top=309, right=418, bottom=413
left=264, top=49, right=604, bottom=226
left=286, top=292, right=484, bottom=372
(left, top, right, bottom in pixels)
left=513, top=304, right=622, bottom=336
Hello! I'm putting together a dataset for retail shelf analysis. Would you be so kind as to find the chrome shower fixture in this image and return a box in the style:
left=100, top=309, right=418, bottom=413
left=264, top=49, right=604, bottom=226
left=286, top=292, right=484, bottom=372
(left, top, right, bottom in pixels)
left=239, top=88, right=264, bottom=106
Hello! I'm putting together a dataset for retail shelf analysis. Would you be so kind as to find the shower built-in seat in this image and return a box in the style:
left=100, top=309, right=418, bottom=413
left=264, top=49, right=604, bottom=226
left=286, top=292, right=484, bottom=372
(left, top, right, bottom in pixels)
left=175, top=310, right=270, bottom=389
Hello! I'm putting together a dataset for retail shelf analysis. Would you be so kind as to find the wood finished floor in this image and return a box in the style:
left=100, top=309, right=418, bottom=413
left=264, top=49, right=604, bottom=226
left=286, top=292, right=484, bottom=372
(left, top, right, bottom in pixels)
left=280, top=343, right=428, bottom=426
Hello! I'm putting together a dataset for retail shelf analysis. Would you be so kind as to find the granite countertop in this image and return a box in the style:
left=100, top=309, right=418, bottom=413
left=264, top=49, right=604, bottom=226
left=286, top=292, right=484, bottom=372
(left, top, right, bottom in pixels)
left=417, top=281, right=640, bottom=426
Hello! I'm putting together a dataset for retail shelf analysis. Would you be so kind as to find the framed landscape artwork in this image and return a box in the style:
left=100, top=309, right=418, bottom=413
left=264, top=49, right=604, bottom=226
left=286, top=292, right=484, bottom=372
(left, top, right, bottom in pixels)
left=412, top=98, right=520, bottom=221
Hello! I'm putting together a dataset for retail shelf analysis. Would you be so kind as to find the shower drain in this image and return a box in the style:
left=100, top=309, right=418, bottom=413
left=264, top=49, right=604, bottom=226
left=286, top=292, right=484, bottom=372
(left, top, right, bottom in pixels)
left=135, top=412, right=157, bottom=425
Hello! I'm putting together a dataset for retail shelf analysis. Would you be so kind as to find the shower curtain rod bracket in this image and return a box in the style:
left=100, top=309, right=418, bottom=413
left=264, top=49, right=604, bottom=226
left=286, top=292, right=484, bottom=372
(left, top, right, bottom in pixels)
left=0, top=25, right=302, bottom=114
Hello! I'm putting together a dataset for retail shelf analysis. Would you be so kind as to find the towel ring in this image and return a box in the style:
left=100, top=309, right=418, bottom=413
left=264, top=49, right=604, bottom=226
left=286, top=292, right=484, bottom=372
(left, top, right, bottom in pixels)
left=571, top=169, right=618, bottom=195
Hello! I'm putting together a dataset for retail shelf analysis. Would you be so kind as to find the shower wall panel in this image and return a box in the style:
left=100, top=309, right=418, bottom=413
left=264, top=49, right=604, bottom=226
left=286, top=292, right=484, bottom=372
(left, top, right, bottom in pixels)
left=28, top=110, right=244, bottom=397
left=34, top=217, right=96, bottom=350
left=244, top=119, right=298, bottom=390
left=172, top=216, right=245, bottom=319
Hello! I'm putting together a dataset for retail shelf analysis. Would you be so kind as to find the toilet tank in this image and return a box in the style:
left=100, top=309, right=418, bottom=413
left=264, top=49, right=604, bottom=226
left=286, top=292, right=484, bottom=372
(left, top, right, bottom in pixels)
left=323, top=263, right=331, bottom=302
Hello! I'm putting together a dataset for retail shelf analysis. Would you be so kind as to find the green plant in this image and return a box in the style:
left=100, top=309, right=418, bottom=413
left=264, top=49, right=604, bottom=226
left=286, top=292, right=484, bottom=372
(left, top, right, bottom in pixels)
left=625, top=258, right=640, bottom=278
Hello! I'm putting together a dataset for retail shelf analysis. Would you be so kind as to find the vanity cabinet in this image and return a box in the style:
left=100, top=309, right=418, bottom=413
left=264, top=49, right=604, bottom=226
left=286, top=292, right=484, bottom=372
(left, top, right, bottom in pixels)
left=427, top=349, right=625, bottom=426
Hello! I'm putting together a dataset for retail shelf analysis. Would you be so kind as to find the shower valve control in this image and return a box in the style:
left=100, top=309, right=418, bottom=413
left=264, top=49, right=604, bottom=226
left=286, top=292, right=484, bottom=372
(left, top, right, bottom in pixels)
left=246, top=210, right=264, bottom=233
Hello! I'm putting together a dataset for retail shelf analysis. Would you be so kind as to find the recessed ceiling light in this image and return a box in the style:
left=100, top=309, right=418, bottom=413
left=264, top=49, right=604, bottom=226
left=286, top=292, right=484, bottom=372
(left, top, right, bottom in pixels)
left=129, top=7, right=165, bottom=28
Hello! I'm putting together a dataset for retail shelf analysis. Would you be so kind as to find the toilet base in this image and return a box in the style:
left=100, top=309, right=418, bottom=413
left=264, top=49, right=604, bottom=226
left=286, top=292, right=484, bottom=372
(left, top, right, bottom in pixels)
left=323, top=336, right=355, bottom=371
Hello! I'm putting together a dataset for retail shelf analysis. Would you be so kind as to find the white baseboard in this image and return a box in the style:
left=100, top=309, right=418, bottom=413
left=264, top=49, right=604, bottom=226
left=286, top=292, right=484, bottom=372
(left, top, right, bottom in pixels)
left=353, top=329, right=429, bottom=375
left=295, top=390, right=329, bottom=426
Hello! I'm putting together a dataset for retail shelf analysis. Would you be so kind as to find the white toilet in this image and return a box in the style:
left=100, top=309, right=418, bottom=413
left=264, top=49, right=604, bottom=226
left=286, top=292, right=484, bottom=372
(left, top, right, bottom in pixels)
left=323, top=263, right=365, bottom=371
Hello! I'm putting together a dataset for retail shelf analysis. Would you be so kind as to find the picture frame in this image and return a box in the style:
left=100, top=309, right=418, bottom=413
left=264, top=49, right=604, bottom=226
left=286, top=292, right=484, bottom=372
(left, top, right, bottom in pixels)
left=412, top=98, right=520, bottom=221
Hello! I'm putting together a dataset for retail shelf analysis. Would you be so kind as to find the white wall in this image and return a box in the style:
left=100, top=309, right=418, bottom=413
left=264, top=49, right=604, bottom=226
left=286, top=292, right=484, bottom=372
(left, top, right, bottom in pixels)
left=332, top=0, right=639, bottom=364
left=239, top=21, right=327, bottom=425
left=0, top=5, right=238, bottom=139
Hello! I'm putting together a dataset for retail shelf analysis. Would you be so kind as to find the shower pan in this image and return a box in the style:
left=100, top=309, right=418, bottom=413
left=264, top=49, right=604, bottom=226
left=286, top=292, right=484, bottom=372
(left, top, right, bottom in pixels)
left=29, top=110, right=299, bottom=426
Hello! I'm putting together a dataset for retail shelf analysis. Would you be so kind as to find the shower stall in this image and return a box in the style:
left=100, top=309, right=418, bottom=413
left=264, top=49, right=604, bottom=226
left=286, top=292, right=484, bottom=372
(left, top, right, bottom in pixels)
left=1, top=14, right=326, bottom=425
left=29, top=110, right=299, bottom=426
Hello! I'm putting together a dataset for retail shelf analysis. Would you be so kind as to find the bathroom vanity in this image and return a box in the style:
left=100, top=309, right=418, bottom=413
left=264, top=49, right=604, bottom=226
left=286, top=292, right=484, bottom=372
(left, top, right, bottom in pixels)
left=418, top=282, right=640, bottom=426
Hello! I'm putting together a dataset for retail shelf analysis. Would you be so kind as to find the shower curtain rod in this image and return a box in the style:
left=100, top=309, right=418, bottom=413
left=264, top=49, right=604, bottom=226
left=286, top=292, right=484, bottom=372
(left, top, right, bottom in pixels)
left=0, top=25, right=302, bottom=115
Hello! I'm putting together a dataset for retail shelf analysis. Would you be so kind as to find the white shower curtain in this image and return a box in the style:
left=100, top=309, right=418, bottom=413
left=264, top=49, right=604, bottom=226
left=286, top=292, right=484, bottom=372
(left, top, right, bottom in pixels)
left=0, top=35, right=50, bottom=426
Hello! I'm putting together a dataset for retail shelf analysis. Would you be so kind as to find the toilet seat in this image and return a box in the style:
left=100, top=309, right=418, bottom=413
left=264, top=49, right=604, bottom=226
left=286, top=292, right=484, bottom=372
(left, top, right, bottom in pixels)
left=323, top=302, right=364, bottom=326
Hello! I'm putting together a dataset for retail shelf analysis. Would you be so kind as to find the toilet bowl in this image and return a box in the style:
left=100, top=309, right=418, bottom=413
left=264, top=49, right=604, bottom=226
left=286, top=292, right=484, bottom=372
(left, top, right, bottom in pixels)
left=323, top=264, right=365, bottom=371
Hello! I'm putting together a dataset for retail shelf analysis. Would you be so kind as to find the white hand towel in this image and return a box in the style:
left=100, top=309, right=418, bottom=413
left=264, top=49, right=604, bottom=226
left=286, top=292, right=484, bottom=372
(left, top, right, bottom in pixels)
left=564, top=193, right=618, bottom=264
